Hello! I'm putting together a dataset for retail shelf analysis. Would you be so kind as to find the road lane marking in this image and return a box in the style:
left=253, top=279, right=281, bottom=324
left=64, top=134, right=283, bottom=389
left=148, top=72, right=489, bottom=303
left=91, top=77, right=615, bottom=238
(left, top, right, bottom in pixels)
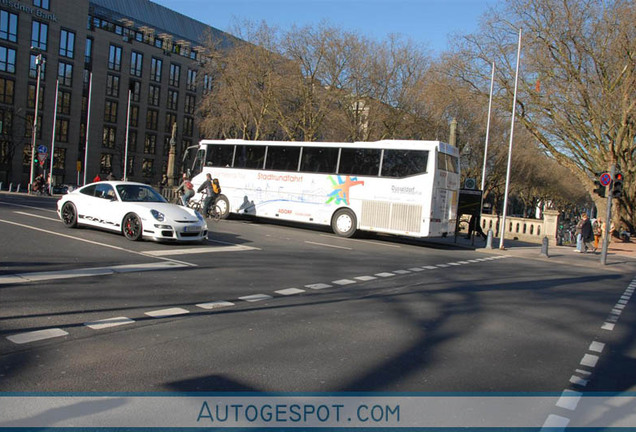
left=238, top=294, right=273, bottom=302
left=332, top=279, right=356, bottom=285
left=555, top=390, right=583, bottom=411
left=142, top=244, right=259, bottom=256
left=0, top=262, right=190, bottom=285
left=84, top=317, right=135, bottom=330
left=319, top=234, right=401, bottom=248
left=0, top=217, right=195, bottom=267
left=14, top=211, right=61, bottom=222
left=408, top=267, right=424, bottom=272
left=375, top=272, right=395, bottom=277
left=275, top=288, right=305, bottom=296
left=304, top=241, right=352, bottom=250
left=354, top=276, right=377, bottom=281
left=196, top=301, right=235, bottom=310
left=422, top=266, right=438, bottom=270
left=436, top=264, right=450, bottom=268
left=393, top=270, right=411, bottom=274
left=7, top=328, right=68, bottom=344
left=588, top=341, right=605, bottom=353
left=305, top=283, right=331, bottom=290
left=569, top=375, right=589, bottom=387
left=0, top=201, right=57, bottom=213
left=601, top=323, right=615, bottom=330
left=580, top=354, right=599, bottom=368
left=145, top=308, right=190, bottom=318
left=541, top=415, right=570, bottom=430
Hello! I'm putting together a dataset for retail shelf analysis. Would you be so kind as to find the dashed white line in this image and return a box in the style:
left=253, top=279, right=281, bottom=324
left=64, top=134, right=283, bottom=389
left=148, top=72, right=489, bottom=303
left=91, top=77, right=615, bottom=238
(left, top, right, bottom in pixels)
left=375, top=272, right=395, bottom=277
left=393, top=270, right=411, bottom=274
left=275, top=288, right=305, bottom=296
left=422, top=266, right=438, bottom=270
left=14, top=211, right=61, bottom=222
left=589, top=341, right=605, bottom=353
left=436, top=264, right=450, bottom=268
left=142, top=245, right=259, bottom=256
left=569, top=375, right=589, bottom=387
left=7, top=328, right=68, bottom=344
left=542, top=414, right=570, bottom=430
left=601, top=322, right=615, bottom=331
left=196, top=300, right=235, bottom=310
left=354, top=276, right=377, bottom=281
left=145, top=307, right=190, bottom=318
left=555, top=390, right=583, bottom=411
left=84, top=317, right=135, bottom=330
left=580, top=354, right=599, bottom=368
left=332, top=279, right=356, bottom=285
left=408, top=268, right=424, bottom=272
left=238, top=294, right=273, bottom=302
left=305, top=283, right=332, bottom=290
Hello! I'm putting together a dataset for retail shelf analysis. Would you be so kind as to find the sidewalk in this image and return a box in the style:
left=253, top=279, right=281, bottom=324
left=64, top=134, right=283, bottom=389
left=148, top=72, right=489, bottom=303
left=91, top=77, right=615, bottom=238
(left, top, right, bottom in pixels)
left=429, top=234, right=636, bottom=273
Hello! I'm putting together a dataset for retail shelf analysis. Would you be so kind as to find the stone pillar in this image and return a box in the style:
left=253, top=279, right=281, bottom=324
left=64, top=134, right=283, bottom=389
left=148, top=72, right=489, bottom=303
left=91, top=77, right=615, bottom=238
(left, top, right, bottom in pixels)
left=166, top=123, right=177, bottom=187
left=449, top=118, right=457, bottom=147
left=543, top=210, right=560, bottom=241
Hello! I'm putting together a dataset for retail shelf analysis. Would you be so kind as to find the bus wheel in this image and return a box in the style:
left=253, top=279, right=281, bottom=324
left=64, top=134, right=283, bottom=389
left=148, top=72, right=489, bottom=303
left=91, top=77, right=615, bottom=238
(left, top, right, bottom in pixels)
left=215, top=194, right=230, bottom=219
left=331, top=208, right=357, bottom=238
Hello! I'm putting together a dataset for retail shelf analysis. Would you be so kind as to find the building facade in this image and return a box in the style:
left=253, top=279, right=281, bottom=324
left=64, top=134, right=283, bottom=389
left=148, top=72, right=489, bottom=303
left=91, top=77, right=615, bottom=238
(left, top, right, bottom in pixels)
left=0, top=0, right=230, bottom=187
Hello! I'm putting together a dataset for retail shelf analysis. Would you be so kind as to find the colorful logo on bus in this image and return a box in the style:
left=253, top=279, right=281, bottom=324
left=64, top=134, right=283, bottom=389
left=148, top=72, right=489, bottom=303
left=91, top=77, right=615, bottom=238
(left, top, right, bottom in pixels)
left=326, top=175, right=365, bottom=205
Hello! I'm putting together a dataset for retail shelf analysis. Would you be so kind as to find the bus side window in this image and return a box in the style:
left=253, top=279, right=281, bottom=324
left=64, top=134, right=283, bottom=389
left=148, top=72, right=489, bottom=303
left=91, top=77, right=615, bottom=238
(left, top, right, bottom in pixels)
left=300, top=147, right=338, bottom=173
left=338, top=148, right=381, bottom=176
left=381, top=150, right=429, bottom=177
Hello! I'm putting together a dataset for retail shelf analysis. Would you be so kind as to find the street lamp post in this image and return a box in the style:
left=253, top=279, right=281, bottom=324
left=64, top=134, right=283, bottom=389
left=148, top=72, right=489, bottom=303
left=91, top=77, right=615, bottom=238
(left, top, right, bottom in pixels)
left=29, top=53, right=45, bottom=191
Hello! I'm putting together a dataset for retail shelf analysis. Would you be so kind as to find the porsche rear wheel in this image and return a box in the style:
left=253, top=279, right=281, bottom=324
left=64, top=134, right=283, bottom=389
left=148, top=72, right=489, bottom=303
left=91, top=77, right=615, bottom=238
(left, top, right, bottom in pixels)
left=61, top=202, right=78, bottom=228
left=122, top=213, right=143, bottom=241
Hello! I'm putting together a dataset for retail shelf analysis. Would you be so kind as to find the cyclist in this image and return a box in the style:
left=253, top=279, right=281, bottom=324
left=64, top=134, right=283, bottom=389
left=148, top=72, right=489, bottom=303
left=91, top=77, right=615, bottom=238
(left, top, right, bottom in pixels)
left=176, top=173, right=195, bottom=206
left=197, top=173, right=217, bottom=217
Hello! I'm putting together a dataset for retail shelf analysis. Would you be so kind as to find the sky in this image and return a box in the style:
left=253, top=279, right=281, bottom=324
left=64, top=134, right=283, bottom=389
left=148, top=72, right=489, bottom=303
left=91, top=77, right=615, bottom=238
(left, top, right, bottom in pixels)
left=151, top=0, right=499, bottom=56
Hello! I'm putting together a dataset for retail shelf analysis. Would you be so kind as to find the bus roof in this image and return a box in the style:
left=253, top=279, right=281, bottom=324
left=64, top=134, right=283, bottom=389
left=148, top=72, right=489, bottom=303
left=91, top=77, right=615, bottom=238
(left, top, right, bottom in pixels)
left=198, top=139, right=459, bottom=155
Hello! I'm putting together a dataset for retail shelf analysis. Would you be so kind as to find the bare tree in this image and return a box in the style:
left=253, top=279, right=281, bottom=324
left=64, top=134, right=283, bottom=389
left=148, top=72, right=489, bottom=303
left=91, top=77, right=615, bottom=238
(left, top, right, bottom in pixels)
left=450, top=0, right=636, bottom=228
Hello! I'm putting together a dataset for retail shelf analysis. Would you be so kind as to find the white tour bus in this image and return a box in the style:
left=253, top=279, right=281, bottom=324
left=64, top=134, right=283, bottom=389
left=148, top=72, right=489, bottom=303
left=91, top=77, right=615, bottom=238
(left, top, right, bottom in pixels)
left=185, top=139, right=460, bottom=238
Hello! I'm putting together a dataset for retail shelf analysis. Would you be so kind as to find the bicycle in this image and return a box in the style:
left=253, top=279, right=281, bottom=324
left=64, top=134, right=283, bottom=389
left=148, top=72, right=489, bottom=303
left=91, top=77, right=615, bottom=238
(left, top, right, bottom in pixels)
left=187, top=191, right=222, bottom=222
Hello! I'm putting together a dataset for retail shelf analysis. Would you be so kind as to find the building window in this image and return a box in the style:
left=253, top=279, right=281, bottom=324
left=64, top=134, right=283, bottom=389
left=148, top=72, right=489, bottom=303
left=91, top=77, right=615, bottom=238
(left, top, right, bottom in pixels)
left=106, top=74, right=119, bottom=97
left=0, top=108, right=13, bottom=139
left=150, top=57, right=162, bottom=82
left=130, top=51, right=143, bottom=77
left=0, top=77, right=14, bottom=104
left=0, top=46, right=16, bottom=73
left=130, top=80, right=140, bottom=102
left=33, top=0, right=50, bottom=10
left=162, top=136, right=171, bottom=156
left=27, top=83, right=44, bottom=109
left=148, top=85, right=160, bottom=106
left=55, top=118, right=69, bottom=142
left=59, top=29, right=75, bottom=59
left=84, top=37, right=92, bottom=65
left=146, top=110, right=158, bottom=130
left=126, top=155, right=135, bottom=176
left=25, top=113, right=42, bottom=139
left=0, top=10, right=18, bottom=42
left=165, top=113, right=177, bottom=134
left=128, top=130, right=137, bottom=152
left=203, top=74, right=213, bottom=94
left=29, top=54, right=46, bottom=79
left=129, top=105, right=139, bottom=127
left=169, top=63, right=180, bottom=86
left=104, top=100, right=118, bottom=123
left=57, top=89, right=71, bottom=115
left=167, top=89, right=178, bottom=111
left=142, top=158, right=154, bottom=178
left=183, top=116, right=193, bottom=137
left=52, top=147, right=65, bottom=169
left=31, top=21, right=48, bottom=51
left=108, top=44, right=121, bottom=71
left=186, top=69, right=197, bottom=91
left=185, top=94, right=195, bottom=115
left=100, top=153, right=113, bottom=174
left=144, top=134, right=156, bottom=154
left=58, top=61, right=73, bottom=87
left=102, top=126, right=116, bottom=148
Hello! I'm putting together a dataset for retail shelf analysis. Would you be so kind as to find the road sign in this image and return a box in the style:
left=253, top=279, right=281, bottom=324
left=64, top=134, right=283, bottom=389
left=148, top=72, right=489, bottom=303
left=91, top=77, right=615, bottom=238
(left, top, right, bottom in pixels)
left=38, top=153, right=48, bottom=166
left=599, top=172, right=611, bottom=187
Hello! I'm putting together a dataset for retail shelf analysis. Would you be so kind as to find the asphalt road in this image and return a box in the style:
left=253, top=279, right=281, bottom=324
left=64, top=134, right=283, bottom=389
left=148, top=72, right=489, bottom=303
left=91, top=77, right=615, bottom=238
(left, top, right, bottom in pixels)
left=1, top=192, right=635, bottom=396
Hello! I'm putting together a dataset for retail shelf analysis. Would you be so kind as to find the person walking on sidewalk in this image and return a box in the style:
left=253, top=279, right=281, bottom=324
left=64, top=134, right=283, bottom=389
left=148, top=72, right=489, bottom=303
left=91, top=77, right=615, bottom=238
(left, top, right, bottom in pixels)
left=575, top=212, right=593, bottom=253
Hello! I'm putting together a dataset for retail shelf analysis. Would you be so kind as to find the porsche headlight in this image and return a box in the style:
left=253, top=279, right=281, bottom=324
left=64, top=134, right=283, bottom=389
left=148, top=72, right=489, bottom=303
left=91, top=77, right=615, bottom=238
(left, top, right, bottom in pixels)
left=151, top=210, right=165, bottom=221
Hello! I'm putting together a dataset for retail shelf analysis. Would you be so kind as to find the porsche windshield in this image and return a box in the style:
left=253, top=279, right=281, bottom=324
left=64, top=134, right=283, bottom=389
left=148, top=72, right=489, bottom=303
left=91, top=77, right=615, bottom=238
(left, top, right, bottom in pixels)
left=116, top=185, right=167, bottom=203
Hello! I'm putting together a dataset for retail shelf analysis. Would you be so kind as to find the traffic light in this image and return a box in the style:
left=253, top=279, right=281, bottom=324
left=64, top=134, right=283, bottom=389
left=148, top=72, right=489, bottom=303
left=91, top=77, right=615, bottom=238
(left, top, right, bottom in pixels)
left=593, top=180, right=605, bottom=197
left=612, top=172, right=623, bottom=198
left=33, top=154, right=39, bottom=166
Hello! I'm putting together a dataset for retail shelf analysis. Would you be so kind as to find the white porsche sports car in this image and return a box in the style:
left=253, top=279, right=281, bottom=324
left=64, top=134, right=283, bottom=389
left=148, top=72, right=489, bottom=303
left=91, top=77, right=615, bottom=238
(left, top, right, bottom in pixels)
left=57, top=181, right=208, bottom=242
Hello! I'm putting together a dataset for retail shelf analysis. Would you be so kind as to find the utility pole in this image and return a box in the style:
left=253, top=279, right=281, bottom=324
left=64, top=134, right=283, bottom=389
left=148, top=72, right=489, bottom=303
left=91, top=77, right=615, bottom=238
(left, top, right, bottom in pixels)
left=29, top=53, right=44, bottom=191
left=166, top=123, right=177, bottom=187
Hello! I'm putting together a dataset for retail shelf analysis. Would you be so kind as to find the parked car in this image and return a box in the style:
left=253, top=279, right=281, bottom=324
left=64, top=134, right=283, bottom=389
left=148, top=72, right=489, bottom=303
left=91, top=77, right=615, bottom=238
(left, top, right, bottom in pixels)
left=57, top=181, right=208, bottom=242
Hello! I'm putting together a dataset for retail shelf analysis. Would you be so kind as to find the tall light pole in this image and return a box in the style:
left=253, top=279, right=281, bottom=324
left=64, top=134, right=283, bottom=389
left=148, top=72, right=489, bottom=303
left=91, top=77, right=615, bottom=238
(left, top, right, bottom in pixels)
left=29, top=53, right=44, bottom=191
left=499, top=29, right=522, bottom=250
